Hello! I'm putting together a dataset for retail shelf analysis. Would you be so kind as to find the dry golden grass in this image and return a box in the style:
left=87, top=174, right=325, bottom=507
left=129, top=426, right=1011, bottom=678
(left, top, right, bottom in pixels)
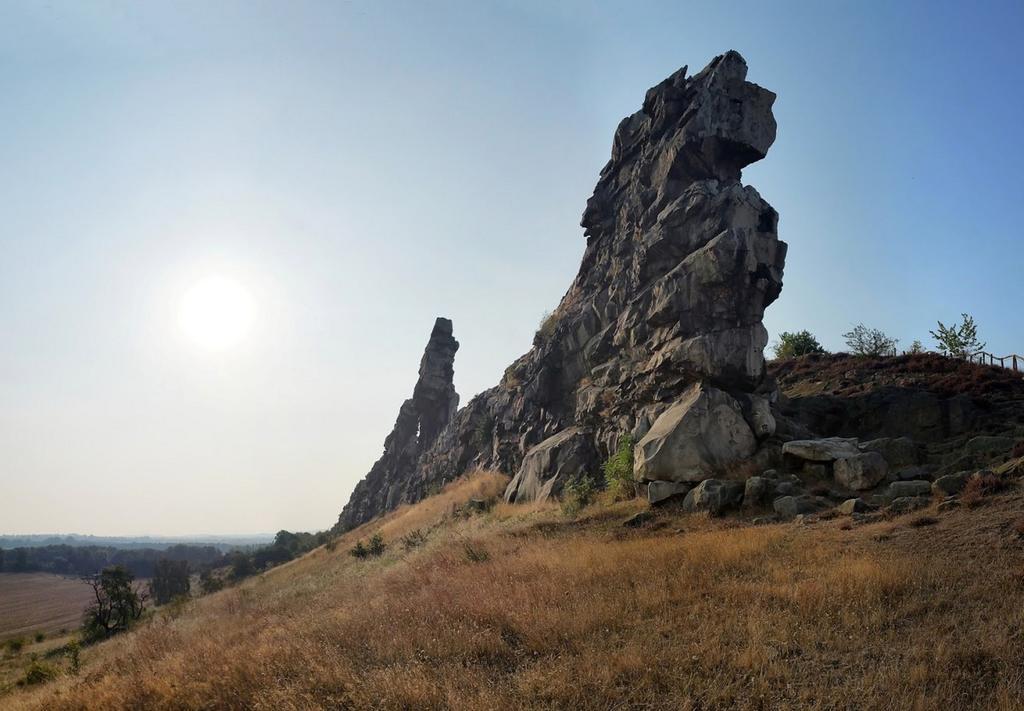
left=7, top=471, right=1024, bottom=710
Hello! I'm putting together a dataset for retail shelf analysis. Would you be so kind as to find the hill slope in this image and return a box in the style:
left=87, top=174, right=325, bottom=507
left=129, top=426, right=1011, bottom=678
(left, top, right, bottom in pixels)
left=8, top=463, right=1024, bottom=710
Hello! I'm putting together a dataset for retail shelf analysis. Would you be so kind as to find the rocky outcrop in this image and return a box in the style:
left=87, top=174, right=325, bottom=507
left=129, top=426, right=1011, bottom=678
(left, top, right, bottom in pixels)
left=337, top=51, right=787, bottom=527
left=335, top=318, right=459, bottom=531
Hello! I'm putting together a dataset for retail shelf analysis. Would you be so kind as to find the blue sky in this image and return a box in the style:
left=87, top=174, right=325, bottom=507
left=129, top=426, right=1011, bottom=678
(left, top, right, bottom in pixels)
left=1, top=1, right=1021, bottom=534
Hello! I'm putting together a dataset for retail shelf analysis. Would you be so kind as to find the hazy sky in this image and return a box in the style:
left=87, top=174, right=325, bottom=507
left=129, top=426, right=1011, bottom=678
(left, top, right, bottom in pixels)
left=2, top=1, right=1022, bottom=535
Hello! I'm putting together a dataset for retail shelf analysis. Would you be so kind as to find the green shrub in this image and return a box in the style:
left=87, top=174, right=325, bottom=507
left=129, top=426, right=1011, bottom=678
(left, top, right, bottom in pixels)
left=534, top=310, right=558, bottom=345
left=603, top=435, right=635, bottom=501
left=908, top=339, right=925, bottom=354
left=350, top=534, right=387, bottom=559
left=33, top=632, right=45, bottom=643
left=931, top=313, right=985, bottom=358
left=842, top=323, right=898, bottom=357
left=20, top=660, right=58, bottom=686
left=400, top=529, right=428, bottom=551
left=367, top=534, right=386, bottom=557
left=772, top=330, right=826, bottom=359
left=462, top=541, right=490, bottom=563
left=66, top=640, right=81, bottom=676
left=6, top=637, right=25, bottom=655
left=561, top=476, right=596, bottom=517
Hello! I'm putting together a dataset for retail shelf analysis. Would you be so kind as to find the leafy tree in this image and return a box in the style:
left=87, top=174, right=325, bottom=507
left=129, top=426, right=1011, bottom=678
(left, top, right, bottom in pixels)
left=772, top=331, right=826, bottom=359
left=908, top=339, right=925, bottom=354
left=81, top=566, right=147, bottom=642
left=930, top=314, right=986, bottom=358
left=842, top=323, right=898, bottom=357
left=603, top=435, right=635, bottom=501
left=149, top=559, right=191, bottom=605
left=228, top=551, right=254, bottom=580
left=199, top=570, right=224, bottom=595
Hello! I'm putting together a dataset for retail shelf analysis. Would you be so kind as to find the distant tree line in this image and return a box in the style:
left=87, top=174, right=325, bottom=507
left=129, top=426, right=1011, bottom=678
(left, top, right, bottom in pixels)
left=0, top=544, right=225, bottom=578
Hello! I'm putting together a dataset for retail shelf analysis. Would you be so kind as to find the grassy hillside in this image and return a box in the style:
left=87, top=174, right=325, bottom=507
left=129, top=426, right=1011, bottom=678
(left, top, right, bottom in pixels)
left=6, top=467, right=1024, bottom=709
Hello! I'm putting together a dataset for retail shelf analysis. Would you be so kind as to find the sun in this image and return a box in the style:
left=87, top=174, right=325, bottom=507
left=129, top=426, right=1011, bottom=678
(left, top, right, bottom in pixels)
left=178, top=275, right=256, bottom=352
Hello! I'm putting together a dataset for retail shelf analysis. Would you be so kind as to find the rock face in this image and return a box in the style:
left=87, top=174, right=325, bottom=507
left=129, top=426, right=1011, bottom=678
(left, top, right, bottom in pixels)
left=336, top=52, right=786, bottom=528
left=335, top=318, right=459, bottom=531
left=833, top=452, right=889, bottom=490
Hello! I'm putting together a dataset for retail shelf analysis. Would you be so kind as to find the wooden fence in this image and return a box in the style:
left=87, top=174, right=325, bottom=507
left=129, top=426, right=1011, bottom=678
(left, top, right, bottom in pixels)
left=967, top=351, right=1023, bottom=372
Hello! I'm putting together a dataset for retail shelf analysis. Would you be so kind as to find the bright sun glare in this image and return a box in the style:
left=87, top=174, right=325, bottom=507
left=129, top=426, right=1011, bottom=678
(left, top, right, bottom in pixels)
left=178, top=275, right=256, bottom=352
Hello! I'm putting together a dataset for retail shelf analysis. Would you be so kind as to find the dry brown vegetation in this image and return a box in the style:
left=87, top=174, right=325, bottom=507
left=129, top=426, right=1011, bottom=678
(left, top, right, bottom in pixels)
left=7, top=470, right=1024, bottom=710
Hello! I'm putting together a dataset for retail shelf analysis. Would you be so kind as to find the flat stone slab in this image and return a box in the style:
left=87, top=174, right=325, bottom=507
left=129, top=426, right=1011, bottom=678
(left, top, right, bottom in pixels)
left=782, top=437, right=861, bottom=462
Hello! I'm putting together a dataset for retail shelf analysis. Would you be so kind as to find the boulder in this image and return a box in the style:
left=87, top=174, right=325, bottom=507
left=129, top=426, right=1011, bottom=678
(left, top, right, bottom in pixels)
left=743, top=476, right=774, bottom=508
left=634, top=383, right=757, bottom=483
left=889, top=496, right=930, bottom=514
left=504, top=428, right=596, bottom=504
left=886, top=480, right=932, bottom=499
left=837, top=498, right=870, bottom=515
left=773, top=495, right=829, bottom=520
left=623, top=511, right=655, bottom=528
left=965, top=435, right=1014, bottom=459
left=931, top=472, right=970, bottom=496
left=859, top=437, right=922, bottom=469
left=834, top=452, right=888, bottom=490
left=648, top=481, right=694, bottom=505
left=681, top=479, right=745, bottom=515
left=783, top=437, right=861, bottom=462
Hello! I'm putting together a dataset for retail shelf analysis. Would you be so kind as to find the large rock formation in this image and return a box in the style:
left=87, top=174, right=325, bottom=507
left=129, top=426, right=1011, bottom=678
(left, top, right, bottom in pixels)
left=337, top=51, right=786, bottom=529
left=335, top=318, right=459, bottom=530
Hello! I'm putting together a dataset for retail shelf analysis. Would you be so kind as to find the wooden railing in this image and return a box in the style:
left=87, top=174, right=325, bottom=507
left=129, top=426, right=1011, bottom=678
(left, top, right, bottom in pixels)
left=966, top=351, right=1024, bottom=372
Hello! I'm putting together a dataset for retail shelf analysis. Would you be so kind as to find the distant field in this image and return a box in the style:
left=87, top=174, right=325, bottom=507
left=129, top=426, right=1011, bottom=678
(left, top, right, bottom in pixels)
left=0, top=573, right=93, bottom=640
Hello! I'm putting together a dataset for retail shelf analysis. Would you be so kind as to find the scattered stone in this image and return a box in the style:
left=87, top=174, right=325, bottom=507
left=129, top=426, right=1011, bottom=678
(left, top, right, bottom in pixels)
left=834, top=452, right=888, bottom=490
left=743, top=476, right=774, bottom=508
left=837, top=498, right=870, bottom=515
left=895, top=466, right=933, bottom=481
left=761, top=469, right=779, bottom=479
left=623, top=511, right=654, bottom=528
left=648, top=480, right=694, bottom=505
left=681, top=479, right=745, bottom=515
left=752, top=515, right=778, bottom=525
left=888, top=496, right=930, bottom=514
left=932, top=471, right=970, bottom=497
left=887, top=480, right=933, bottom=499
left=773, top=481, right=800, bottom=497
left=773, top=495, right=829, bottom=520
left=783, top=437, right=861, bottom=462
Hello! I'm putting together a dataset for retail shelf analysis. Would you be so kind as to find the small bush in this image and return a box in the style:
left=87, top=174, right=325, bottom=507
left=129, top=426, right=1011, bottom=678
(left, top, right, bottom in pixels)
left=462, top=542, right=490, bottom=563
left=367, top=534, right=386, bottom=556
left=400, top=529, right=428, bottom=551
left=909, top=515, right=938, bottom=528
left=908, top=339, right=926, bottom=354
left=930, top=313, right=985, bottom=358
left=560, top=476, right=596, bottom=517
left=350, top=534, right=387, bottom=559
left=603, top=435, right=635, bottom=501
left=66, top=640, right=81, bottom=676
left=842, top=323, right=898, bottom=357
left=772, top=330, right=826, bottom=359
left=6, top=637, right=25, bottom=655
left=324, top=538, right=338, bottom=553
left=34, top=632, right=44, bottom=643
left=534, top=310, right=558, bottom=345
left=20, top=660, right=58, bottom=686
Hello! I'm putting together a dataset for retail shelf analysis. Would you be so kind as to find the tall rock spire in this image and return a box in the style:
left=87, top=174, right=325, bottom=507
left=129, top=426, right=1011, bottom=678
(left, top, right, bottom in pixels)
left=335, top=317, right=459, bottom=531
